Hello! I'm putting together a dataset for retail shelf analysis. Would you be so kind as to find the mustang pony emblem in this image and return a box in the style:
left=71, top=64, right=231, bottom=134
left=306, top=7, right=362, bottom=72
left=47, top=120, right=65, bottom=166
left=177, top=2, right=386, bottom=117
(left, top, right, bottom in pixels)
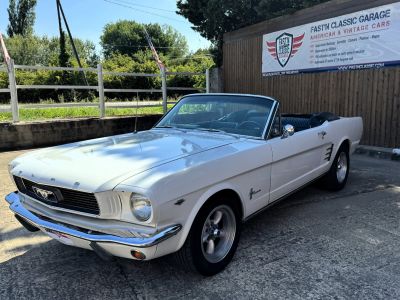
left=267, top=32, right=305, bottom=67
left=32, top=186, right=55, bottom=201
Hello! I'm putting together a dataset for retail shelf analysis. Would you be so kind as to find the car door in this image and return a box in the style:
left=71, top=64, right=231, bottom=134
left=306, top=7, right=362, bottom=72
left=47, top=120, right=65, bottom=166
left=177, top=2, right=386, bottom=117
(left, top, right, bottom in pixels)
left=268, top=120, right=332, bottom=203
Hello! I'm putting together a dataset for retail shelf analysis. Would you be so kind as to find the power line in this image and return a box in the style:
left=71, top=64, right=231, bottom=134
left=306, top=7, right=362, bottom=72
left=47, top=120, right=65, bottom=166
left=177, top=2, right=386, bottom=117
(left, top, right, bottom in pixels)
left=101, top=44, right=214, bottom=53
left=103, top=0, right=186, bottom=23
left=111, top=0, right=176, bottom=13
left=100, top=44, right=215, bottom=57
left=167, top=56, right=215, bottom=62
left=102, top=44, right=184, bottom=49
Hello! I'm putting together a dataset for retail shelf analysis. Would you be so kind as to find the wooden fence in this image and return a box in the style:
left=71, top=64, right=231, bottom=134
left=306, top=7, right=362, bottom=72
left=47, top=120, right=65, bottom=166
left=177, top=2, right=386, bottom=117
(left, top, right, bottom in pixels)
left=223, top=0, right=400, bottom=147
left=0, top=60, right=210, bottom=123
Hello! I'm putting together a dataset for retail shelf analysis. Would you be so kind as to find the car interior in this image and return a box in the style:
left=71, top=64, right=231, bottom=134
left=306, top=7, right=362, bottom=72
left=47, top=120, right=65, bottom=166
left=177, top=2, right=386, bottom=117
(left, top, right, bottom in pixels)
left=270, top=111, right=340, bottom=138
left=169, top=109, right=339, bottom=138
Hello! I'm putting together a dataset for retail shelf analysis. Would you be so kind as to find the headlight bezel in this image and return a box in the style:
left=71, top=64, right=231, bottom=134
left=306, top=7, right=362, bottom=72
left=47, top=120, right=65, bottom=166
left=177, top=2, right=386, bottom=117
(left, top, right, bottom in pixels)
left=130, top=193, right=153, bottom=222
left=7, top=161, right=19, bottom=185
left=8, top=161, right=19, bottom=174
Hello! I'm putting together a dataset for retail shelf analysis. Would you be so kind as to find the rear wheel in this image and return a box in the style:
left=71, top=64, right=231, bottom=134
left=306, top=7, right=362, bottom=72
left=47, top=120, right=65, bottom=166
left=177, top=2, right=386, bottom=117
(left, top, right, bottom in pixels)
left=175, top=198, right=241, bottom=276
left=319, top=144, right=350, bottom=191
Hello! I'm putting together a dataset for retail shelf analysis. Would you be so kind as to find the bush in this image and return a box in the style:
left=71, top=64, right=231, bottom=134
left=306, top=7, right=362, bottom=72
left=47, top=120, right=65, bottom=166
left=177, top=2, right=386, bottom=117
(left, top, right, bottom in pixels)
left=0, top=35, right=215, bottom=104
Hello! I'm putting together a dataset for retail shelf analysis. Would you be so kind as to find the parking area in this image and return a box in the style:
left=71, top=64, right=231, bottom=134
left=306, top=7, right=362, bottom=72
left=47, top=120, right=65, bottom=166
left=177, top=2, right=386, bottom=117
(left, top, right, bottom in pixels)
left=1, top=149, right=400, bottom=300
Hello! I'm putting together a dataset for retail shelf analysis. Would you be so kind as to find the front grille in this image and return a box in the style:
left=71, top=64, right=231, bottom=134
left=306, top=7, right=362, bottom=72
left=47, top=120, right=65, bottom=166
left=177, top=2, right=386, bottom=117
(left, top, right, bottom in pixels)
left=14, top=176, right=100, bottom=215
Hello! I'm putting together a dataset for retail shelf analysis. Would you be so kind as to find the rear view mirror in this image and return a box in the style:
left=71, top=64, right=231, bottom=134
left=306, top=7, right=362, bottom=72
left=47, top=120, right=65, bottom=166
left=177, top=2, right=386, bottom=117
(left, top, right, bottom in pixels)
left=282, top=124, right=295, bottom=139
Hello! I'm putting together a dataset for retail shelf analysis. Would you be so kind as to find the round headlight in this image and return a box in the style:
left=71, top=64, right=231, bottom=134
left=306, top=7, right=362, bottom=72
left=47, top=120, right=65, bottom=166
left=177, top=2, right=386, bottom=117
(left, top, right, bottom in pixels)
left=130, top=194, right=152, bottom=222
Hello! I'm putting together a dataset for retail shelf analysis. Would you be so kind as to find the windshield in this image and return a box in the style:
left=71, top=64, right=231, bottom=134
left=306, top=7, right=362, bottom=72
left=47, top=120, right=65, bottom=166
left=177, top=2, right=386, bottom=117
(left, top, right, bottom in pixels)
left=156, top=95, right=275, bottom=138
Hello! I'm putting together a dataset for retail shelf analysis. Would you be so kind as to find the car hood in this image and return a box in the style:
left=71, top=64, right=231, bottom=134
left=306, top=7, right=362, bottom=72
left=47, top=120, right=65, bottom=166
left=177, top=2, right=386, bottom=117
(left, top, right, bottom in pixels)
left=11, top=129, right=237, bottom=192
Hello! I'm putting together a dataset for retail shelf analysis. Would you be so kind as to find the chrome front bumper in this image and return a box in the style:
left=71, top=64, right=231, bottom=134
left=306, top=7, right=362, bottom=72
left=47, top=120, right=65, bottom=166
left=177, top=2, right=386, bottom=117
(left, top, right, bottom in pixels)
left=5, top=192, right=182, bottom=248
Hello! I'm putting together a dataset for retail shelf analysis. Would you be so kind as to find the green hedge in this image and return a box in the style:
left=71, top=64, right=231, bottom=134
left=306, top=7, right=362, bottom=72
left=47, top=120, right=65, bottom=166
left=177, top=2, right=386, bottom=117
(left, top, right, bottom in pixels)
left=0, top=53, right=214, bottom=104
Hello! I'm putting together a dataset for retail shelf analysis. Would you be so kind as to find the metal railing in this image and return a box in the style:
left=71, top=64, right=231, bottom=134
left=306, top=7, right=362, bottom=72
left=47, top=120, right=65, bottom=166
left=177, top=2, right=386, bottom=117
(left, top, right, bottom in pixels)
left=0, top=59, right=210, bottom=122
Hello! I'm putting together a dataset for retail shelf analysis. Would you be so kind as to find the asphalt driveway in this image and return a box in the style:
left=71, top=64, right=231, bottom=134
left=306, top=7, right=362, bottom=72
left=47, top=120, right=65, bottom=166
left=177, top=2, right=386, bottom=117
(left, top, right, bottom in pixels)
left=1, top=150, right=400, bottom=300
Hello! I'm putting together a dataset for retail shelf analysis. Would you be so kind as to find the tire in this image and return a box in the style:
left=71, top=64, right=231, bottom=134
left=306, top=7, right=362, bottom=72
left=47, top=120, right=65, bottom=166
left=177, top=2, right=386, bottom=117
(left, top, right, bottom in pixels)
left=319, top=144, right=350, bottom=191
left=175, top=197, right=241, bottom=276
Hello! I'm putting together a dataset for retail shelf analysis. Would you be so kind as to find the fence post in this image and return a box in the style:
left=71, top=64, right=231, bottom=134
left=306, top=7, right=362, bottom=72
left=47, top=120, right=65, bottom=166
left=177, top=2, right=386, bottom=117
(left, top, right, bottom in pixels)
left=161, top=66, right=167, bottom=114
left=8, top=59, right=19, bottom=122
left=205, top=69, right=210, bottom=93
left=97, top=64, right=105, bottom=118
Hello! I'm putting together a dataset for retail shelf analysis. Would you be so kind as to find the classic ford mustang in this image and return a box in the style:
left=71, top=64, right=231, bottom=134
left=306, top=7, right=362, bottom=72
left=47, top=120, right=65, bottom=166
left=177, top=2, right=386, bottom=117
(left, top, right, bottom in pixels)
left=5, top=94, right=363, bottom=275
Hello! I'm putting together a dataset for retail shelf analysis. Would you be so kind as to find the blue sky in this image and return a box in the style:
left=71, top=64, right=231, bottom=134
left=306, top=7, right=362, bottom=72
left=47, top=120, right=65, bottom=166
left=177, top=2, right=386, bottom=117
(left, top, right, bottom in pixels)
left=0, top=0, right=210, bottom=54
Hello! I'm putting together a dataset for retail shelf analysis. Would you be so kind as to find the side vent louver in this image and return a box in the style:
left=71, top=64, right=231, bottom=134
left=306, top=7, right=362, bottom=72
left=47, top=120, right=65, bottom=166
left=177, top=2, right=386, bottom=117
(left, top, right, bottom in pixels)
left=325, top=144, right=334, bottom=161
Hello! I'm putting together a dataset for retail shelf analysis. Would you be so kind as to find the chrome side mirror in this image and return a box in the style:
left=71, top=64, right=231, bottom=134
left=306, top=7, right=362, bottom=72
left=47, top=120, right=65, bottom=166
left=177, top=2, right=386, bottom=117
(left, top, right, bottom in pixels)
left=282, top=124, right=295, bottom=139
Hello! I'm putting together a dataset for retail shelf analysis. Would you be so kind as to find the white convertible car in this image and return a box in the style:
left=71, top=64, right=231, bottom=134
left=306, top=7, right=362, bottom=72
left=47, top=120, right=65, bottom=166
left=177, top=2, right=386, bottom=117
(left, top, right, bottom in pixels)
left=5, top=94, right=363, bottom=275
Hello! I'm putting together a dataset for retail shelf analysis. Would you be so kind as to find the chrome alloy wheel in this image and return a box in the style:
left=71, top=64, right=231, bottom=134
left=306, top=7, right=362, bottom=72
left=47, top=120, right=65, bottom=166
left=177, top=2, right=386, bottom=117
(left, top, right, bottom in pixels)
left=201, top=205, right=236, bottom=263
left=336, top=152, right=348, bottom=183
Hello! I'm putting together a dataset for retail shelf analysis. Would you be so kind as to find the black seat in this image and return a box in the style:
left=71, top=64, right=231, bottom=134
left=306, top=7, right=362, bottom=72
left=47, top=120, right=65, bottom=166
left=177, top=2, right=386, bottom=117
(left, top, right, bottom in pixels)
left=281, top=117, right=311, bottom=132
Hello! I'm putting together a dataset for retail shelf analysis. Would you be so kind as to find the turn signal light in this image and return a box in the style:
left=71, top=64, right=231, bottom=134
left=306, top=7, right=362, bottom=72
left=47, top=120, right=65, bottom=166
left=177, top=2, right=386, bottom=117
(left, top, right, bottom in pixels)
left=131, top=250, right=146, bottom=260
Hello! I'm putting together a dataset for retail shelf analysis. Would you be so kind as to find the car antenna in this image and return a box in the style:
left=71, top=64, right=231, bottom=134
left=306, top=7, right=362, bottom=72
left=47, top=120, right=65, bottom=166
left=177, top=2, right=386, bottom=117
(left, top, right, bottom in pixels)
left=134, top=91, right=139, bottom=134
left=134, top=25, right=165, bottom=134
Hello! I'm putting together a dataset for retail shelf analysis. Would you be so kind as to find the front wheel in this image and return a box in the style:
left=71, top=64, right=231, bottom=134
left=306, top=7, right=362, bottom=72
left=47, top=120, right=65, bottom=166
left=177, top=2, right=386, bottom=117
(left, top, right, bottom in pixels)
left=175, top=198, right=241, bottom=276
left=319, top=145, right=350, bottom=191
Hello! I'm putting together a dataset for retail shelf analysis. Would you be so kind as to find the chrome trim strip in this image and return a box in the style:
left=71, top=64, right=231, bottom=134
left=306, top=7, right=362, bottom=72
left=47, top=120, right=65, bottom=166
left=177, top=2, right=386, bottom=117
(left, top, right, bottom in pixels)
left=13, top=174, right=94, bottom=194
left=5, top=192, right=182, bottom=248
left=262, top=100, right=279, bottom=140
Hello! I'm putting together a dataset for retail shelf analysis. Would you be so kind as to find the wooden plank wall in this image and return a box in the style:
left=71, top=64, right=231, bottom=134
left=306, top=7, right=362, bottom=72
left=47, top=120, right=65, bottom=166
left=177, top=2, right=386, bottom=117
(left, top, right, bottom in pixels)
left=223, top=0, right=400, bottom=148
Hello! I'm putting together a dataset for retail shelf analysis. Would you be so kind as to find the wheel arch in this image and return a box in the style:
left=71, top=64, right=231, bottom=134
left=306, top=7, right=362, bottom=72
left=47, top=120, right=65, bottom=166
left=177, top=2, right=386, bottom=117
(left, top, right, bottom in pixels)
left=334, top=137, right=351, bottom=159
left=176, top=184, right=244, bottom=250
left=340, top=139, right=350, bottom=151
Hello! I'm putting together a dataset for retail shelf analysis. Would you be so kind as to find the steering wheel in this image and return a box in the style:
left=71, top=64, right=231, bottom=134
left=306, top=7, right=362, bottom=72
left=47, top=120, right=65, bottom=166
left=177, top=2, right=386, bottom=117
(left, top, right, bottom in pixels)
left=237, top=121, right=261, bottom=130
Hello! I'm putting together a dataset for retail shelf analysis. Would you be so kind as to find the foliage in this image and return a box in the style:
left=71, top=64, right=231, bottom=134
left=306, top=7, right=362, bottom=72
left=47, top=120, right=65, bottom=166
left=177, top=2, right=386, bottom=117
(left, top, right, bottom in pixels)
left=177, top=0, right=330, bottom=66
left=0, top=46, right=214, bottom=104
left=7, top=0, right=37, bottom=37
left=1, top=35, right=99, bottom=67
left=58, top=30, right=70, bottom=67
left=0, top=21, right=214, bottom=104
left=166, top=48, right=215, bottom=92
left=0, top=34, right=100, bottom=103
left=0, top=105, right=171, bottom=122
left=100, top=21, right=188, bottom=60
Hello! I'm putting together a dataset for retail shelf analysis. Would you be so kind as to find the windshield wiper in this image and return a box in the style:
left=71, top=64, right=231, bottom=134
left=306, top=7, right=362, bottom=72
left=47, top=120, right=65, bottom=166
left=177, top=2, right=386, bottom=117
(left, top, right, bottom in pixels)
left=154, top=125, right=189, bottom=133
left=196, top=128, right=222, bottom=132
left=194, top=128, right=240, bottom=139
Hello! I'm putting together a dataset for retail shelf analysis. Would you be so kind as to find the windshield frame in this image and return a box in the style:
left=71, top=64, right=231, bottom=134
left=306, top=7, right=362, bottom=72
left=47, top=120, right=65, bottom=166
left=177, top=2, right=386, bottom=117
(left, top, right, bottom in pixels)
left=153, top=93, right=279, bottom=140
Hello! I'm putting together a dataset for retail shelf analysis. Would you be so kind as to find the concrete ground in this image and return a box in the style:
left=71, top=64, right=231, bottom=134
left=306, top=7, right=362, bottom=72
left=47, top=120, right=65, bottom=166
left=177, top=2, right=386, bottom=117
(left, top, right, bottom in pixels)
left=1, top=150, right=400, bottom=300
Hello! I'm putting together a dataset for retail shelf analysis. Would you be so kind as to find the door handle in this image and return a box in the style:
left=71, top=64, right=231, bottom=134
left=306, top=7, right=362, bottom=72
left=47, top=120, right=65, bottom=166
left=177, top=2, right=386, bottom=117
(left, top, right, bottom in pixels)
left=318, top=131, right=327, bottom=139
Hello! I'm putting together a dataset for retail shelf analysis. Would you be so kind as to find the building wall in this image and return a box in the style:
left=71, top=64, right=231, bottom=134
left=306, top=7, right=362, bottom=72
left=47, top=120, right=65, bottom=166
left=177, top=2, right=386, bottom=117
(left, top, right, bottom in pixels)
left=223, top=0, right=400, bottom=147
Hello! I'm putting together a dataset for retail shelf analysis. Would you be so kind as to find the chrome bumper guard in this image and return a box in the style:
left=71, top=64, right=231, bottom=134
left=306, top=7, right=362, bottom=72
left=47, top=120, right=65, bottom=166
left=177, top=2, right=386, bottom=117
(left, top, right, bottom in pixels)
left=5, top=192, right=182, bottom=248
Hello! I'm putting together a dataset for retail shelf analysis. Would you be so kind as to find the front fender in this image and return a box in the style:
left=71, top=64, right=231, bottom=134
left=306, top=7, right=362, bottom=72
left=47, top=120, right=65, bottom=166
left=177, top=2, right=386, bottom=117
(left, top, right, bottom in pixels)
left=154, top=182, right=244, bottom=257
left=179, top=182, right=244, bottom=250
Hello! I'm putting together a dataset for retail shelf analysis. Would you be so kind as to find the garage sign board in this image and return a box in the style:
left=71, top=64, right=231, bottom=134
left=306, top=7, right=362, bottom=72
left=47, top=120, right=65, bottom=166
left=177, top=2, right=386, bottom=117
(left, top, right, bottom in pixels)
left=262, top=3, right=400, bottom=76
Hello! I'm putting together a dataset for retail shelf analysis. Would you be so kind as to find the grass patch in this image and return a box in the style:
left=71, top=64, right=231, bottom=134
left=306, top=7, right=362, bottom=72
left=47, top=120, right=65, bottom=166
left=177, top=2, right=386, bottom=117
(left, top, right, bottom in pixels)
left=0, top=106, right=171, bottom=122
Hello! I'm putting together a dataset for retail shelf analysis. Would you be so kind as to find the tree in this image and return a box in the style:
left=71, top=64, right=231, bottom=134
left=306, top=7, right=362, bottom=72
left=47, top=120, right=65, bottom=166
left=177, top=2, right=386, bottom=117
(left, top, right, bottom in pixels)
left=167, top=48, right=215, bottom=90
left=100, top=21, right=188, bottom=60
left=3, top=35, right=99, bottom=66
left=7, top=0, right=37, bottom=37
left=177, top=0, right=329, bottom=66
left=58, top=30, right=70, bottom=67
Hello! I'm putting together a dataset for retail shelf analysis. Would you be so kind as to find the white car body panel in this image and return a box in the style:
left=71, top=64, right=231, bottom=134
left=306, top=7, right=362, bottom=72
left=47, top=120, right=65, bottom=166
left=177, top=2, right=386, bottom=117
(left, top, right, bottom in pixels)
left=10, top=130, right=236, bottom=192
left=6, top=94, right=363, bottom=261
